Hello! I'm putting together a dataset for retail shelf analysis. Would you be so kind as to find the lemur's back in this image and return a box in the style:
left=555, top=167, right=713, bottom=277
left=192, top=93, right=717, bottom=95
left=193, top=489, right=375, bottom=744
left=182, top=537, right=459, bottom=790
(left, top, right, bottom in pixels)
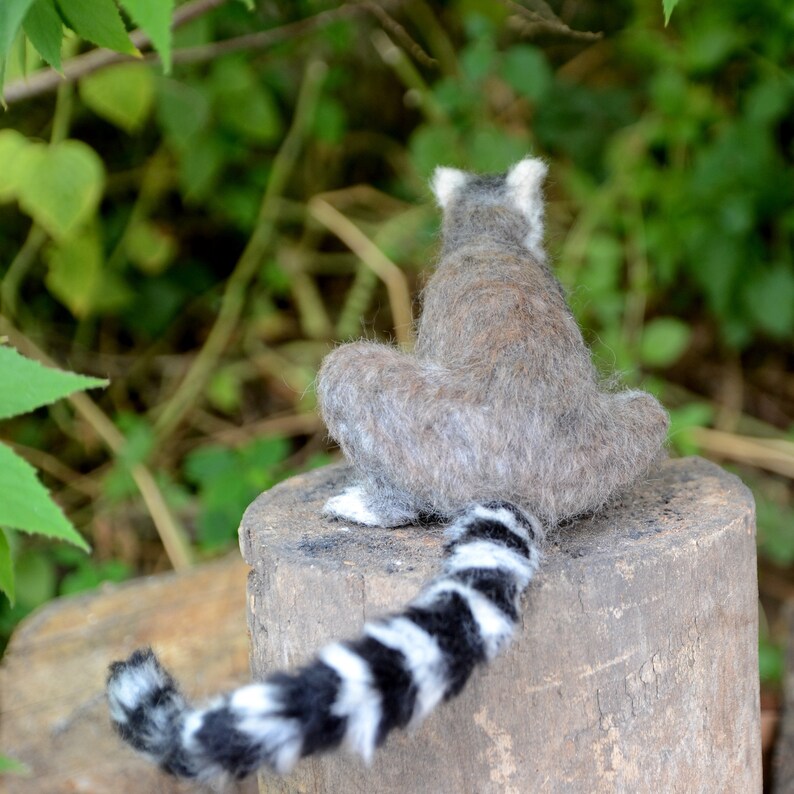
left=417, top=237, right=597, bottom=408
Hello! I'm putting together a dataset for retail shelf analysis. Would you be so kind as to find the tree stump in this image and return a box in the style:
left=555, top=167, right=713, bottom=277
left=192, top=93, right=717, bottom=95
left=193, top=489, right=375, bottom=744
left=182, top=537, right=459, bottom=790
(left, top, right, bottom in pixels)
left=239, top=457, right=761, bottom=793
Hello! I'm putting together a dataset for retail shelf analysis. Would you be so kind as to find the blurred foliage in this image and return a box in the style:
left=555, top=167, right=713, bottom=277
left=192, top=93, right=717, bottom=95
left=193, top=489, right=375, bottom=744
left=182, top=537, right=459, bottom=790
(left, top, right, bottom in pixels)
left=0, top=0, right=792, bottom=688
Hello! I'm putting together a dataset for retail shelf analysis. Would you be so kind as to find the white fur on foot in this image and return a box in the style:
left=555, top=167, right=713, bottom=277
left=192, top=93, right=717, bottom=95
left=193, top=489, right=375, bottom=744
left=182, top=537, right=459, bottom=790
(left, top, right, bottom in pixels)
left=323, top=486, right=385, bottom=526
left=323, top=485, right=417, bottom=527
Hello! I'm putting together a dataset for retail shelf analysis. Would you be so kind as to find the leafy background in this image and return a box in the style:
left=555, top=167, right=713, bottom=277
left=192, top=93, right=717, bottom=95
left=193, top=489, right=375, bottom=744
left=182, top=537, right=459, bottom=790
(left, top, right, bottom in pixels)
left=0, top=0, right=792, bottom=772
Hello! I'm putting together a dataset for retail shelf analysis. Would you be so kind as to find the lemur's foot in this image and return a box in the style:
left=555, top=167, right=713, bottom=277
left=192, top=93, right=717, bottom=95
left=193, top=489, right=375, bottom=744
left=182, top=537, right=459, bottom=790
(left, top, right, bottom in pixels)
left=323, top=485, right=419, bottom=528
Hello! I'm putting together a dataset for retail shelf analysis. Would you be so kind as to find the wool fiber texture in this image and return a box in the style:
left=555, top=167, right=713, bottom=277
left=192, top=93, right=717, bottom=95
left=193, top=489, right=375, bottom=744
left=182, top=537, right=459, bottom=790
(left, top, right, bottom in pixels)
left=318, top=156, right=669, bottom=527
left=107, top=503, right=542, bottom=781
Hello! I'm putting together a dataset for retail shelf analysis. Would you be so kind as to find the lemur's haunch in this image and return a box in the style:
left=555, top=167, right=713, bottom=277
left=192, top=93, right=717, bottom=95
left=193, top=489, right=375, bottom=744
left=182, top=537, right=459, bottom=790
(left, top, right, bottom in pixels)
left=107, top=157, right=668, bottom=781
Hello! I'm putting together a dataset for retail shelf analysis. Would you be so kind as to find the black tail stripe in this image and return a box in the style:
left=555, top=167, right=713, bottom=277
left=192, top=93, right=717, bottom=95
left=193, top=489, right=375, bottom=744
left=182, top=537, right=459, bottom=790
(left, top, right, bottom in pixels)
left=454, top=518, right=531, bottom=557
left=347, top=635, right=417, bottom=746
left=405, top=591, right=486, bottom=700
left=481, top=501, right=537, bottom=540
left=268, top=661, right=347, bottom=758
left=450, top=568, right=520, bottom=622
left=195, top=705, right=264, bottom=779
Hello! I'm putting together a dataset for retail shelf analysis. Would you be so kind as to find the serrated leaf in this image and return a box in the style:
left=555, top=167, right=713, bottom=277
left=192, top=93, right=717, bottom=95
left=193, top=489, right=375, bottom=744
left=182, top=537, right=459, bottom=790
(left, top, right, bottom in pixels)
left=663, top=0, right=680, bottom=25
left=0, top=345, right=107, bottom=421
left=80, top=62, right=154, bottom=133
left=44, top=222, right=104, bottom=317
left=0, top=443, right=90, bottom=550
left=23, top=0, right=63, bottom=71
left=55, top=0, right=138, bottom=55
left=640, top=316, right=691, bottom=367
left=0, top=129, right=32, bottom=200
left=17, top=139, right=105, bottom=239
left=0, top=528, right=15, bottom=604
left=118, top=0, right=173, bottom=72
left=0, top=0, right=36, bottom=59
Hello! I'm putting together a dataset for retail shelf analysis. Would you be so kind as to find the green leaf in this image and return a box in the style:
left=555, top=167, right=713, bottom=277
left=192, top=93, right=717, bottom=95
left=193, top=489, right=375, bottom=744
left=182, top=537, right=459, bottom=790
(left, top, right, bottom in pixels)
left=663, top=0, right=680, bottom=25
left=44, top=222, right=104, bottom=317
left=155, top=78, right=211, bottom=149
left=0, top=0, right=36, bottom=60
left=0, top=753, right=30, bottom=775
left=409, top=124, right=462, bottom=177
left=117, top=0, right=173, bottom=71
left=212, top=59, right=283, bottom=144
left=23, top=0, right=63, bottom=71
left=126, top=219, right=176, bottom=274
left=17, top=140, right=105, bottom=239
left=501, top=45, right=552, bottom=102
left=639, top=316, right=691, bottom=367
left=0, top=129, right=32, bottom=201
left=0, top=443, right=90, bottom=550
left=80, top=62, right=154, bottom=132
left=744, top=265, right=794, bottom=339
left=55, top=0, right=138, bottom=55
left=312, top=96, right=347, bottom=145
left=13, top=549, right=57, bottom=607
left=0, top=345, right=107, bottom=421
left=0, top=527, right=15, bottom=605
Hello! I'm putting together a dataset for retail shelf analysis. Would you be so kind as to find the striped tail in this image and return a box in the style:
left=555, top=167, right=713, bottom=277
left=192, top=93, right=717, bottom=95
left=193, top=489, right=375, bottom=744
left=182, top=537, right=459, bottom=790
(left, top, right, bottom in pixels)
left=106, top=501, right=543, bottom=781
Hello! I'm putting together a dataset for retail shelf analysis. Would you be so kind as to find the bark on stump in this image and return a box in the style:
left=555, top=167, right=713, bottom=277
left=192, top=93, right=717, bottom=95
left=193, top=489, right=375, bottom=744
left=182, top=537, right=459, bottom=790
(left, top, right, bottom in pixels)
left=239, top=457, right=760, bottom=793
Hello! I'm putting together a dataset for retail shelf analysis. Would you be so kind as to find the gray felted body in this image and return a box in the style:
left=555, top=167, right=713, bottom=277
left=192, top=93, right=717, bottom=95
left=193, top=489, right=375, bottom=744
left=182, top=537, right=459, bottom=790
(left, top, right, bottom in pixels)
left=317, top=158, right=668, bottom=526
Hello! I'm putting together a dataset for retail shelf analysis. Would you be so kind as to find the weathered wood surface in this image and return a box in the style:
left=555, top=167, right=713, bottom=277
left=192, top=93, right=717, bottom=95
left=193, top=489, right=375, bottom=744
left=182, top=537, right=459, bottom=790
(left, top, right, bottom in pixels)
left=773, top=601, right=794, bottom=793
left=240, top=457, right=761, bottom=794
left=0, top=555, right=256, bottom=794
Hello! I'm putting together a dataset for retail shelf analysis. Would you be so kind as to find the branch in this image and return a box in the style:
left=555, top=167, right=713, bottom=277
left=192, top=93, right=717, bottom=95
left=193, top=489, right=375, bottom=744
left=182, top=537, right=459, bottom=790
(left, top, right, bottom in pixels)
left=3, top=1, right=367, bottom=105
left=307, top=196, right=415, bottom=349
left=152, top=60, right=329, bottom=440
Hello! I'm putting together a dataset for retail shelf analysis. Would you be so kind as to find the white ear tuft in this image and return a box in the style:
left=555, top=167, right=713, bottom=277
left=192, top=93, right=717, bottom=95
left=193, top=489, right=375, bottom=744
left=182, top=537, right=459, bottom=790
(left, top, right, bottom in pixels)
left=431, top=167, right=469, bottom=209
left=506, top=157, right=548, bottom=258
left=505, top=157, right=547, bottom=207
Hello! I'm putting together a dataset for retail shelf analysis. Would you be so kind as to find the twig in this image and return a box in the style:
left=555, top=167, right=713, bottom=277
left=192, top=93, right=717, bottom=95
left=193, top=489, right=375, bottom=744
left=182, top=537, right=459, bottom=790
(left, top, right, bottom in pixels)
left=153, top=60, right=329, bottom=440
left=164, top=4, right=373, bottom=67
left=336, top=262, right=379, bottom=339
left=502, top=0, right=602, bottom=41
left=308, top=196, right=414, bottom=349
left=191, top=412, right=324, bottom=448
left=362, top=1, right=437, bottom=68
left=0, top=225, right=47, bottom=321
left=370, top=29, right=447, bottom=124
left=688, top=427, right=794, bottom=479
left=0, top=321, right=194, bottom=570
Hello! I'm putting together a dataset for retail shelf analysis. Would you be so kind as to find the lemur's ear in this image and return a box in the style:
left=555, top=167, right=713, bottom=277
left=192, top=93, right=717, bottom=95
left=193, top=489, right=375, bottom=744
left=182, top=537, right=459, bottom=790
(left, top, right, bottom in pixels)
left=431, top=167, right=469, bottom=209
left=505, top=157, right=547, bottom=210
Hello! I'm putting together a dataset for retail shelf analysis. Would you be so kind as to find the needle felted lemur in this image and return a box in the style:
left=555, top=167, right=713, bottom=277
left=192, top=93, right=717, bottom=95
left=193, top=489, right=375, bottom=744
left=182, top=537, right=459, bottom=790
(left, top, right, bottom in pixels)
left=107, top=157, right=668, bottom=782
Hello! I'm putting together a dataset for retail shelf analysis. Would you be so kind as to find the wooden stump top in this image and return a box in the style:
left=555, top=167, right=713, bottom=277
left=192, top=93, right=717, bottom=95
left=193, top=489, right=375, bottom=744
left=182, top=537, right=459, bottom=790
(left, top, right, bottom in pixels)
left=240, top=456, right=754, bottom=578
